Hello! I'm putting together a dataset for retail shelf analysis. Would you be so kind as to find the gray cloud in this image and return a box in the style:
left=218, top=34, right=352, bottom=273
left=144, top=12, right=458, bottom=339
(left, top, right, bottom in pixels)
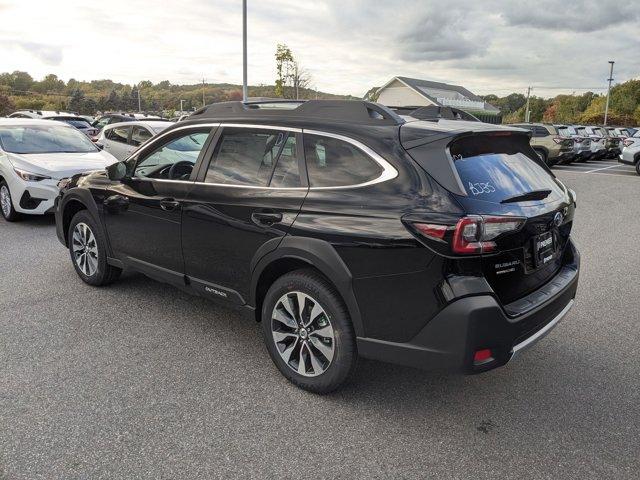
left=15, top=41, right=62, bottom=65
left=396, top=6, right=490, bottom=61
left=501, top=0, right=640, bottom=32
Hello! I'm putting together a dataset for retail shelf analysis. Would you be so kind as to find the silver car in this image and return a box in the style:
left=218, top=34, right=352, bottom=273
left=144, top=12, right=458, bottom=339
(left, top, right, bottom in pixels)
left=556, top=125, right=591, bottom=163
left=619, top=131, right=640, bottom=175
left=95, top=120, right=174, bottom=161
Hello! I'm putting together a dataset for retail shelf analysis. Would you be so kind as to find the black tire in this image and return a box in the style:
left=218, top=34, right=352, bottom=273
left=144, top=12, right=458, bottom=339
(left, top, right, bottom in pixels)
left=67, top=210, right=121, bottom=286
left=635, top=160, right=640, bottom=176
left=261, top=268, right=357, bottom=394
left=0, top=180, right=20, bottom=222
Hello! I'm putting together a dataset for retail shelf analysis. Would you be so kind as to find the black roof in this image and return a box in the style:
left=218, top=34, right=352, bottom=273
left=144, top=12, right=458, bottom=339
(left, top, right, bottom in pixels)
left=190, top=100, right=405, bottom=126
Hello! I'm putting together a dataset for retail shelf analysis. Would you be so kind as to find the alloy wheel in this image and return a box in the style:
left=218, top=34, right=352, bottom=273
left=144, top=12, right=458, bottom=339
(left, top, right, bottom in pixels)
left=0, top=185, right=11, bottom=218
left=72, top=222, right=99, bottom=276
left=271, top=291, right=335, bottom=377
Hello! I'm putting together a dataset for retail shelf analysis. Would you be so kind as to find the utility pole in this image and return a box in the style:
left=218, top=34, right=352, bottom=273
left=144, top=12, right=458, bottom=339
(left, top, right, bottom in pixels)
left=242, top=0, right=248, bottom=102
left=137, top=83, right=141, bottom=112
left=524, top=86, right=531, bottom=122
left=180, top=99, right=184, bottom=113
left=202, top=78, right=206, bottom=107
left=604, top=61, right=615, bottom=126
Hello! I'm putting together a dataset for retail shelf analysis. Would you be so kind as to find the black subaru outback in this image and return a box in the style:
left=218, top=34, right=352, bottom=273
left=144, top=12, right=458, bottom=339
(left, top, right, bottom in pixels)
left=55, top=100, right=579, bottom=393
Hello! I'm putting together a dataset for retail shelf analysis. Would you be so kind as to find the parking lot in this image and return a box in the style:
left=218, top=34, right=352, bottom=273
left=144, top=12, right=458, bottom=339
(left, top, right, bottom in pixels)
left=0, top=169, right=638, bottom=479
left=552, top=158, right=638, bottom=177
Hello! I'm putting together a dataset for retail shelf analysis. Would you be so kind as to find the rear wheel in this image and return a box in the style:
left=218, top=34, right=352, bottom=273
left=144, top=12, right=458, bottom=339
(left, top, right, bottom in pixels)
left=68, top=210, right=121, bottom=286
left=0, top=181, right=20, bottom=222
left=635, top=159, right=640, bottom=176
left=261, top=269, right=357, bottom=393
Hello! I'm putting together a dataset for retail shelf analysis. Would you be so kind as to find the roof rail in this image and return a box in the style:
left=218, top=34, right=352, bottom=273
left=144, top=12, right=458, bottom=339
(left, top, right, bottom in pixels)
left=190, top=100, right=405, bottom=126
left=391, top=105, right=480, bottom=122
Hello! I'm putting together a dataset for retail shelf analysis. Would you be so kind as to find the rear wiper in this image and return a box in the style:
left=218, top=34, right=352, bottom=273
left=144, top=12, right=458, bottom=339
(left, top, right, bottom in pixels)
left=501, top=189, right=552, bottom=203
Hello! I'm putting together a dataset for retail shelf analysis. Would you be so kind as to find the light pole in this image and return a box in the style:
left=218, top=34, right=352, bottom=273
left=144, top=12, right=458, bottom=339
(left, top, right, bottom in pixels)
left=202, top=78, right=206, bottom=107
left=180, top=99, right=185, bottom=113
left=137, top=83, right=142, bottom=112
left=524, top=86, right=531, bottom=122
left=242, top=0, right=248, bottom=102
left=604, top=61, right=615, bottom=126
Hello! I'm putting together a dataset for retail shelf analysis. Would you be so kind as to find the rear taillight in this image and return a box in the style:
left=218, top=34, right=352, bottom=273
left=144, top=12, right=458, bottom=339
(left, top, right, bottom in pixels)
left=412, top=215, right=525, bottom=255
left=623, top=139, right=634, bottom=147
left=552, top=137, right=563, bottom=144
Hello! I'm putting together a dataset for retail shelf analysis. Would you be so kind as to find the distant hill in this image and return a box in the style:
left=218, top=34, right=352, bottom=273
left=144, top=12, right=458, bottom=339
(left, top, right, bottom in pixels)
left=0, top=71, right=359, bottom=116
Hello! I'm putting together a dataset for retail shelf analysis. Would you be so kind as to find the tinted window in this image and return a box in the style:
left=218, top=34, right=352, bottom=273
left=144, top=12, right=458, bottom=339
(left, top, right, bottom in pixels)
left=130, top=126, right=152, bottom=146
left=58, top=119, right=92, bottom=129
left=304, top=134, right=382, bottom=187
left=0, top=125, right=97, bottom=154
left=534, top=126, right=549, bottom=137
left=92, top=117, right=110, bottom=129
left=270, top=134, right=300, bottom=188
left=107, top=126, right=130, bottom=143
left=450, top=135, right=564, bottom=204
left=134, top=129, right=209, bottom=179
left=205, top=128, right=291, bottom=186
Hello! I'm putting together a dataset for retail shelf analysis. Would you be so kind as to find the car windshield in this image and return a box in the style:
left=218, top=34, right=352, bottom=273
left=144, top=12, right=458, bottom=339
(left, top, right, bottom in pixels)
left=59, top=119, right=92, bottom=129
left=0, top=125, right=97, bottom=154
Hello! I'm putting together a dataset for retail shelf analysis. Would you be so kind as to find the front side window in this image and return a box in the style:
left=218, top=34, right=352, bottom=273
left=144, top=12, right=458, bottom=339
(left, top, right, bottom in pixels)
left=303, top=134, right=382, bottom=187
left=107, top=126, right=130, bottom=144
left=205, top=128, right=299, bottom=187
left=133, top=129, right=210, bottom=180
left=0, top=125, right=97, bottom=154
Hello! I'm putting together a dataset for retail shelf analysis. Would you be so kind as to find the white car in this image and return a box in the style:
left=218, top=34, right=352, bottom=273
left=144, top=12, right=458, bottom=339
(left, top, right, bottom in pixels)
left=619, top=131, right=640, bottom=175
left=0, top=119, right=117, bottom=221
left=96, top=120, right=174, bottom=161
left=9, top=110, right=99, bottom=138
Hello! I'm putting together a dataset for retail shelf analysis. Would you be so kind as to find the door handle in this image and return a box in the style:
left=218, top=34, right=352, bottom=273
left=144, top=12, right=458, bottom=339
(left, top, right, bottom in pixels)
left=251, top=211, right=283, bottom=226
left=160, top=198, right=180, bottom=211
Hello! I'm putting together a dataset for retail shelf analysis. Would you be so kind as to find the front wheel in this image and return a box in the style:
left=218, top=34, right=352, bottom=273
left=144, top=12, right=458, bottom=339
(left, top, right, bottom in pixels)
left=261, top=269, right=357, bottom=393
left=635, top=160, right=640, bottom=176
left=68, top=210, right=121, bottom=286
left=0, top=181, right=20, bottom=222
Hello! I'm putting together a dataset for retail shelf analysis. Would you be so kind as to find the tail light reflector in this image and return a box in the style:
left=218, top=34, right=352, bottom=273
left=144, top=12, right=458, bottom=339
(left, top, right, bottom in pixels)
left=474, top=349, right=494, bottom=365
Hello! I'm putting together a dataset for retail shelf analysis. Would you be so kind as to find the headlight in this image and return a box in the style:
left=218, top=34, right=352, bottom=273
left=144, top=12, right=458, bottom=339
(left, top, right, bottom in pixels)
left=14, top=168, right=51, bottom=182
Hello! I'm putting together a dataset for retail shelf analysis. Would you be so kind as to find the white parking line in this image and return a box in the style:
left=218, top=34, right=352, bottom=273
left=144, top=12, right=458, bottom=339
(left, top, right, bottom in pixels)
left=585, top=164, right=625, bottom=173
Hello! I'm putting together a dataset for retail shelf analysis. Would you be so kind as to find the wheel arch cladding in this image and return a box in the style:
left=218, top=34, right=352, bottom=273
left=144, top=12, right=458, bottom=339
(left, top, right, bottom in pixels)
left=61, top=190, right=101, bottom=246
left=250, top=237, right=364, bottom=336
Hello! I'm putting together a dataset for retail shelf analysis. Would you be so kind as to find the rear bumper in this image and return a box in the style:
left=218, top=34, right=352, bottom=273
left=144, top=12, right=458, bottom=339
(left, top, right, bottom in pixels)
left=357, top=241, right=580, bottom=374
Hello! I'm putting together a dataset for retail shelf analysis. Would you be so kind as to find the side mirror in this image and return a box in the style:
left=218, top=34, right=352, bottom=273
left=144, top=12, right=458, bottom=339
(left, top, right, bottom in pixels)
left=106, top=161, right=128, bottom=181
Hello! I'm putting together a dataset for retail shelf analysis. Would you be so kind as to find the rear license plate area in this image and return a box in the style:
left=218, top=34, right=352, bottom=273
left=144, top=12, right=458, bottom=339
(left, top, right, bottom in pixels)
left=533, top=231, right=555, bottom=267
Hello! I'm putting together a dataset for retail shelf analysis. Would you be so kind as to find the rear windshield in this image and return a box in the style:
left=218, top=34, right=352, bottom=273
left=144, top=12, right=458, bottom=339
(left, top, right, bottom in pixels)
left=450, top=135, right=564, bottom=204
left=60, top=119, right=92, bottom=129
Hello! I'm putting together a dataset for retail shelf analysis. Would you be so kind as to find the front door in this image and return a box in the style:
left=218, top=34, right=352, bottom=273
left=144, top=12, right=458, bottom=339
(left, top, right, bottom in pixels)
left=103, top=126, right=216, bottom=285
left=181, top=125, right=308, bottom=304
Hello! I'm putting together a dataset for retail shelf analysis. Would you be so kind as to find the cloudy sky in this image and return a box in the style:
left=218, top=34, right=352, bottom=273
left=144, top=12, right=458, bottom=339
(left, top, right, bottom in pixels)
left=1, top=0, right=639, bottom=98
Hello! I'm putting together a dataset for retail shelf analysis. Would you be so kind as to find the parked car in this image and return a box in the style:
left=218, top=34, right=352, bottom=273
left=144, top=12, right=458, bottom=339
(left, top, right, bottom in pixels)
left=8, top=110, right=99, bottom=137
left=0, top=119, right=116, bottom=221
left=96, top=120, right=174, bottom=160
left=54, top=100, right=579, bottom=393
left=619, top=130, right=640, bottom=175
left=575, top=126, right=607, bottom=159
left=599, top=127, right=622, bottom=158
left=508, top=123, right=573, bottom=166
left=556, top=125, right=591, bottom=163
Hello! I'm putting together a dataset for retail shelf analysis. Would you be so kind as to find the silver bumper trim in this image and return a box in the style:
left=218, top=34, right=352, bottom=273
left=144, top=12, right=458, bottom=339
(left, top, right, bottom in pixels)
left=510, top=299, right=574, bottom=357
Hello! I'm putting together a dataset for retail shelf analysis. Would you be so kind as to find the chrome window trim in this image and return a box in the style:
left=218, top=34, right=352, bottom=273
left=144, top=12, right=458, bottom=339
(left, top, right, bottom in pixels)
left=303, top=129, right=398, bottom=190
left=129, top=122, right=398, bottom=191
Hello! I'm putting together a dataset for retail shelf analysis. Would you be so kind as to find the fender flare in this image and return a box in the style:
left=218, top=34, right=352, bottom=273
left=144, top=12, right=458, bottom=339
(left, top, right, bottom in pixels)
left=59, top=188, right=111, bottom=252
left=250, top=236, right=364, bottom=336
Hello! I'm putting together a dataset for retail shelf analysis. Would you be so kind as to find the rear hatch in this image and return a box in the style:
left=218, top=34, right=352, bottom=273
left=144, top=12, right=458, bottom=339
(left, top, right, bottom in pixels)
left=401, top=124, right=575, bottom=305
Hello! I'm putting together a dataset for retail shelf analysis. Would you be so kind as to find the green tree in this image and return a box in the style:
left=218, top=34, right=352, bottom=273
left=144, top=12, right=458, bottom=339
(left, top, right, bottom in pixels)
left=275, top=43, right=294, bottom=98
left=0, top=93, right=15, bottom=116
left=67, top=88, right=85, bottom=113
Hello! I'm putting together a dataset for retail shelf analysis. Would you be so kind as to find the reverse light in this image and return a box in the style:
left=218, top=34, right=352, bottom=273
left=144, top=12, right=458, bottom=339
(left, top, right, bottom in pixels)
left=14, top=168, right=51, bottom=182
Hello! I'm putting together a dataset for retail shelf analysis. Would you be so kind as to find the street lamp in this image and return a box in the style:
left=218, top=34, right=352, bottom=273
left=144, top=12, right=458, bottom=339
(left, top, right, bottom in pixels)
left=180, top=99, right=185, bottom=113
left=604, top=61, right=615, bottom=126
left=242, top=0, right=248, bottom=102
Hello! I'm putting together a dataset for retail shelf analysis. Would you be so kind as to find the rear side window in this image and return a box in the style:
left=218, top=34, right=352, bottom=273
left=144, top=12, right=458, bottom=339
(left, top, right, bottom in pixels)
left=205, top=128, right=298, bottom=187
left=303, top=134, right=382, bottom=187
left=107, top=126, right=130, bottom=143
left=533, top=126, right=549, bottom=137
left=130, top=126, right=152, bottom=146
left=450, top=135, right=564, bottom=204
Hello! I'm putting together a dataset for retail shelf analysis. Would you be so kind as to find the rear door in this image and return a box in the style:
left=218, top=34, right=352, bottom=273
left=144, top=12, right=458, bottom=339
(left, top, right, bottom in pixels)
left=103, top=125, right=132, bottom=160
left=181, top=125, right=308, bottom=305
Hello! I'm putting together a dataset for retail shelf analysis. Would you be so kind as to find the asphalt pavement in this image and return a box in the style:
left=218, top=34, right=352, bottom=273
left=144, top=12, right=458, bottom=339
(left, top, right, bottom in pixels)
left=1, top=169, right=639, bottom=479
